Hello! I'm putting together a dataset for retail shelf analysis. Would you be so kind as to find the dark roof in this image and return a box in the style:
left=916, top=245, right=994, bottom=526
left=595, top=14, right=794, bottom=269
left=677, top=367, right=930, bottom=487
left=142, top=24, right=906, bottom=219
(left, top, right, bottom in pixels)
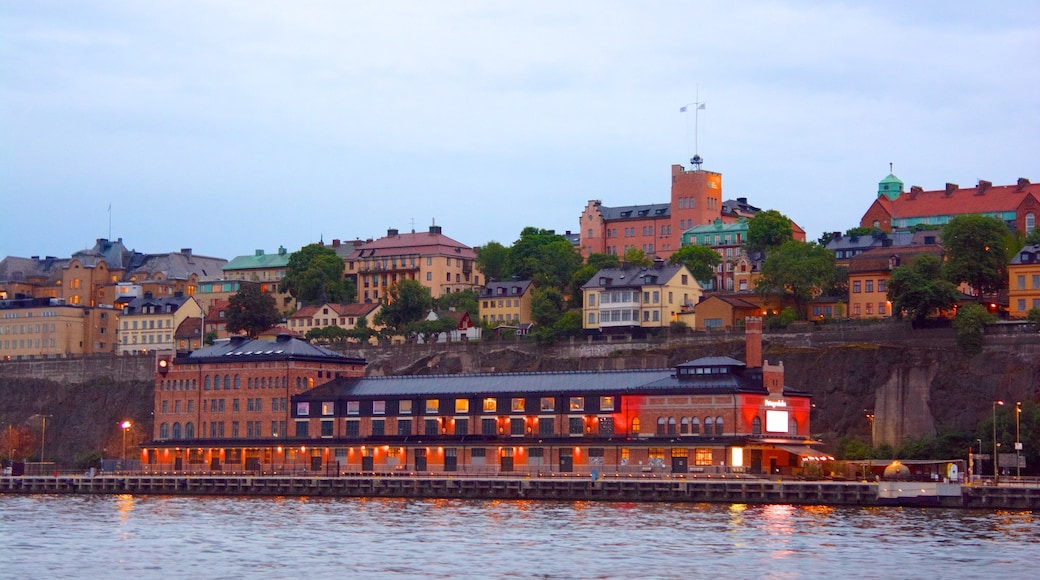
left=581, top=264, right=685, bottom=290
left=598, top=203, right=671, bottom=221
left=1011, top=244, right=1040, bottom=265
left=482, top=280, right=533, bottom=296
left=181, top=334, right=366, bottom=365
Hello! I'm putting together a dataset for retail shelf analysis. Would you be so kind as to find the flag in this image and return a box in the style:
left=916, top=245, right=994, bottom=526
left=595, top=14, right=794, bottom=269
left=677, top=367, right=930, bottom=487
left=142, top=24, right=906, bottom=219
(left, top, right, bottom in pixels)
left=698, top=103, right=706, bottom=110
left=679, top=105, right=687, bottom=112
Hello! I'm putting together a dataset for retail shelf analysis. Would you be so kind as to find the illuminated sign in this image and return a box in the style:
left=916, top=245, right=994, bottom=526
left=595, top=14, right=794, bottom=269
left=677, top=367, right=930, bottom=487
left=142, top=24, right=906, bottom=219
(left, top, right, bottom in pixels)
left=766, top=410, right=789, bottom=433
left=764, top=399, right=787, bottom=408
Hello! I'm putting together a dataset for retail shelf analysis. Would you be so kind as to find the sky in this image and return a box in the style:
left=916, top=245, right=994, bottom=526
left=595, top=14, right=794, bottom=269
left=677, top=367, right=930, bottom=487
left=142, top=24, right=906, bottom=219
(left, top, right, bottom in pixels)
left=2, top=1, right=1038, bottom=262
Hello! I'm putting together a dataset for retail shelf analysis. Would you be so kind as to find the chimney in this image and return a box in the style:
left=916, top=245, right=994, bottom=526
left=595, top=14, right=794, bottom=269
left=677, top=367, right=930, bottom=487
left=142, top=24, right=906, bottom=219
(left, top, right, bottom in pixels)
left=429, top=225, right=442, bottom=235
left=944, top=183, right=958, bottom=197
left=744, top=316, right=762, bottom=368
left=388, top=228, right=399, bottom=237
left=908, top=185, right=922, bottom=200
left=181, top=248, right=192, bottom=260
left=255, top=249, right=264, bottom=257
left=332, top=239, right=340, bottom=248
left=976, top=180, right=991, bottom=195
left=1017, top=178, right=1031, bottom=192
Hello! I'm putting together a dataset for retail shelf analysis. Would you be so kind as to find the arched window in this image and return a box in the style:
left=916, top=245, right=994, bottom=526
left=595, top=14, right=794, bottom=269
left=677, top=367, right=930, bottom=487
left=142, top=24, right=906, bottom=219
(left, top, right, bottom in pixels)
left=789, top=417, right=798, bottom=435
left=296, top=377, right=302, bottom=389
left=204, top=375, right=211, bottom=390
left=191, top=379, right=196, bottom=391
left=631, top=418, right=641, bottom=435
left=1027, top=212, right=1036, bottom=234
left=159, top=423, right=170, bottom=439
left=704, top=417, right=714, bottom=434
left=234, top=374, right=241, bottom=389
left=680, top=417, right=690, bottom=434
left=185, top=422, right=195, bottom=439
left=752, top=416, right=762, bottom=435
left=667, top=417, right=677, bottom=435
left=282, top=377, right=288, bottom=388
left=223, top=374, right=231, bottom=390
left=172, top=422, right=182, bottom=439
left=657, top=417, right=667, bottom=435
left=691, top=417, right=700, bottom=435
left=715, top=416, right=724, bottom=435
left=261, top=377, right=266, bottom=389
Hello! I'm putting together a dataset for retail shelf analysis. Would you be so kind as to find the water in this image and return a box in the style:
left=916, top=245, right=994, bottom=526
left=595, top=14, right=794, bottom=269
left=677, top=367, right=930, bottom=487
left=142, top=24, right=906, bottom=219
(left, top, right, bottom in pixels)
left=0, top=495, right=1037, bottom=579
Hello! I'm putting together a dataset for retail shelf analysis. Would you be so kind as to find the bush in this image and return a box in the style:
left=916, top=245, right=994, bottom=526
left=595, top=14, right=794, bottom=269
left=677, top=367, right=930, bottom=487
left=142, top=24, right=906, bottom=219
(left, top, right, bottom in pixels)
left=1027, top=307, right=1040, bottom=326
left=953, top=303, right=995, bottom=355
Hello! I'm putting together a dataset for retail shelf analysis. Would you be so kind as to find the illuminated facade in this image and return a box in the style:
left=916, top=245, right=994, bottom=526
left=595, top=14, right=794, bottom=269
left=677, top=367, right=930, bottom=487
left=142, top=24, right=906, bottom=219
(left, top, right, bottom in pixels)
left=0, top=297, right=119, bottom=358
left=1009, top=244, right=1040, bottom=318
left=148, top=334, right=366, bottom=470
left=143, top=319, right=822, bottom=476
left=480, top=280, right=534, bottom=327
left=117, top=295, right=203, bottom=354
left=581, top=263, right=703, bottom=332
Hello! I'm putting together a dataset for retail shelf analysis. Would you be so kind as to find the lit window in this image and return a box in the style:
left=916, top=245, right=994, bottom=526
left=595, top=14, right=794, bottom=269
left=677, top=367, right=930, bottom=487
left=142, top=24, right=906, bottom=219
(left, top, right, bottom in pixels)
left=426, top=399, right=439, bottom=414
left=321, top=402, right=335, bottom=416
left=569, top=397, right=584, bottom=412
left=399, top=400, right=412, bottom=415
left=455, top=398, right=469, bottom=414
left=373, top=401, right=386, bottom=415
left=347, top=401, right=359, bottom=415
left=511, top=398, right=525, bottom=413
left=540, top=397, right=555, bottom=412
left=600, top=396, right=614, bottom=411
left=483, top=398, right=497, bottom=412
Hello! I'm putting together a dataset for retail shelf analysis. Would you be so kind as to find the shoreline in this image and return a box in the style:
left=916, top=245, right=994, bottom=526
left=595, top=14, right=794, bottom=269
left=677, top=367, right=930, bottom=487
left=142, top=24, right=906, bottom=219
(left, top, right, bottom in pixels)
left=3, top=474, right=1038, bottom=509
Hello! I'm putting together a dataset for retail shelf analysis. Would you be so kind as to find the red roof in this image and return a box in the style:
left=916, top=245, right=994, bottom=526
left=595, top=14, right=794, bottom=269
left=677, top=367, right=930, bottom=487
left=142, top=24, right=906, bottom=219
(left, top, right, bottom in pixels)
left=289, top=302, right=379, bottom=320
left=878, top=180, right=1039, bottom=220
left=348, top=230, right=476, bottom=260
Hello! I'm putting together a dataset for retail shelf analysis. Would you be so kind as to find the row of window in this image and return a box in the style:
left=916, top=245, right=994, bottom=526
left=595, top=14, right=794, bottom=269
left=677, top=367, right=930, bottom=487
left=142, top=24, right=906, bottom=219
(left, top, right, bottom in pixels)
left=483, top=299, right=521, bottom=309
left=121, top=318, right=173, bottom=330
left=300, top=396, right=617, bottom=418
left=289, top=316, right=362, bottom=328
left=851, top=279, right=887, bottom=294
left=483, top=313, right=520, bottom=322
left=0, top=323, right=58, bottom=335
left=200, top=374, right=312, bottom=391
left=298, top=415, right=617, bottom=438
left=1, top=338, right=57, bottom=351
left=1014, top=274, right=1040, bottom=291
left=122, top=333, right=171, bottom=345
left=1015, top=298, right=1040, bottom=312
left=157, top=420, right=289, bottom=440
left=852, top=302, right=889, bottom=317
left=589, top=309, right=661, bottom=325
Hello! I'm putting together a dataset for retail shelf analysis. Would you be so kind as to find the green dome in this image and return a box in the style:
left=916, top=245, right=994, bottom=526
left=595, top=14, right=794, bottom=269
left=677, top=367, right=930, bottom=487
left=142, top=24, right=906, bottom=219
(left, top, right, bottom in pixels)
left=878, top=173, right=904, bottom=200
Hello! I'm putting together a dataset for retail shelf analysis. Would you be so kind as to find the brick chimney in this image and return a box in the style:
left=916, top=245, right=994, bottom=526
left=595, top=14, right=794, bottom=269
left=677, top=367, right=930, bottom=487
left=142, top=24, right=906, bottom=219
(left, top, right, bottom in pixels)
left=944, top=183, right=959, bottom=197
left=745, top=316, right=762, bottom=368
left=976, top=180, right=991, bottom=195
left=1017, top=177, right=1031, bottom=192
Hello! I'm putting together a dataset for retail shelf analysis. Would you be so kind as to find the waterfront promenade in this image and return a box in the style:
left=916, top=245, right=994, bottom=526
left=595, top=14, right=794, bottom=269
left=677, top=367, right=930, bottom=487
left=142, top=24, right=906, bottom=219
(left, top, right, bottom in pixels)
left=3, top=473, right=1039, bottom=509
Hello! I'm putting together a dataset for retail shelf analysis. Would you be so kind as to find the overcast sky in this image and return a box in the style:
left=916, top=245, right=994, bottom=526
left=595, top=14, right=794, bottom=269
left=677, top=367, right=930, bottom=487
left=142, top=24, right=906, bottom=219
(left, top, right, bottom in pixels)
left=2, top=1, right=1038, bottom=262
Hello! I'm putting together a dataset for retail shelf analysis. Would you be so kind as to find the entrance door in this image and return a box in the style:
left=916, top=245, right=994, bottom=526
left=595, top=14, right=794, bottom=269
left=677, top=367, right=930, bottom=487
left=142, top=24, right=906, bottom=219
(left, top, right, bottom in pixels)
left=671, top=455, right=688, bottom=474
left=559, top=449, right=573, bottom=472
left=310, top=455, right=322, bottom=471
left=750, top=450, right=763, bottom=474
left=362, top=455, right=374, bottom=472
left=444, top=448, right=458, bottom=471
left=769, top=457, right=778, bottom=475
left=415, top=448, right=427, bottom=471
left=500, top=448, right=514, bottom=472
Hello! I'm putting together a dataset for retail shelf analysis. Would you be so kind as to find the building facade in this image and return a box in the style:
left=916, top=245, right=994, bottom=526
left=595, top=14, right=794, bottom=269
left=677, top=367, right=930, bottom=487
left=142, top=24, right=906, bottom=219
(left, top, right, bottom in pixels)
left=1009, top=244, right=1040, bottom=318
left=344, top=226, right=480, bottom=303
left=117, top=295, right=203, bottom=354
left=287, top=302, right=381, bottom=336
left=479, top=280, right=534, bottom=327
left=581, top=264, right=703, bottom=332
left=147, top=334, right=366, bottom=470
left=846, top=243, right=943, bottom=320
left=0, top=298, right=119, bottom=359
left=222, top=247, right=294, bottom=313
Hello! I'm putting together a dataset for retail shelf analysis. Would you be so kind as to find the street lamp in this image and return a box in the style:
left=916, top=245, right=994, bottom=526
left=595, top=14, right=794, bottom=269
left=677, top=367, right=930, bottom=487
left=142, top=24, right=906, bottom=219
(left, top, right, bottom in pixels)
left=1015, top=402, right=1022, bottom=479
left=865, top=410, right=875, bottom=480
left=993, top=400, right=1004, bottom=482
left=121, top=420, right=132, bottom=470
left=32, top=414, right=53, bottom=465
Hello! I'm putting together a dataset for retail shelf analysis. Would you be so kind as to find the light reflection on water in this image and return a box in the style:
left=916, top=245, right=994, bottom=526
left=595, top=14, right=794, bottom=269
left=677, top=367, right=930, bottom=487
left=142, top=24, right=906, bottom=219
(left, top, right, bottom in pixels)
left=0, top=495, right=1037, bottom=578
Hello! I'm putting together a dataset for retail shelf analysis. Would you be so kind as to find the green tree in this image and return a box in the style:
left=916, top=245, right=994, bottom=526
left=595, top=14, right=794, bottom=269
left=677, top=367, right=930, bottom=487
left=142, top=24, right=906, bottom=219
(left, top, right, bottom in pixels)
left=953, top=303, right=995, bottom=355
left=346, top=316, right=376, bottom=344
left=530, top=286, right=566, bottom=327
left=476, top=241, right=512, bottom=282
left=509, top=228, right=582, bottom=288
left=436, top=289, right=479, bottom=319
left=746, top=209, right=794, bottom=252
left=280, top=244, right=356, bottom=306
left=887, top=253, right=960, bottom=325
left=622, top=247, right=653, bottom=267
left=409, top=316, right=457, bottom=343
left=204, top=330, right=218, bottom=346
left=569, top=253, right=621, bottom=307
left=1027, top=307, right=1040, bottom=326
left=226, top=284, right=281, bottom=338
left=374, top=279, right=432, bottom=334
left=941, top=215, right=1010, bottom=297
left=1026, top=228, right=1040, bottom=245
left=668, top=245, right=721, bottom=283
left=755, top=240, right=835, bottom=317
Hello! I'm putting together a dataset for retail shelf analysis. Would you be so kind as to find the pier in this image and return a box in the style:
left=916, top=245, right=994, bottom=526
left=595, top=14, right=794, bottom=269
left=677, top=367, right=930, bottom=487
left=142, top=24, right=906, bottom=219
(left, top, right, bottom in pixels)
left=3, top=474, right=1039, bottom=508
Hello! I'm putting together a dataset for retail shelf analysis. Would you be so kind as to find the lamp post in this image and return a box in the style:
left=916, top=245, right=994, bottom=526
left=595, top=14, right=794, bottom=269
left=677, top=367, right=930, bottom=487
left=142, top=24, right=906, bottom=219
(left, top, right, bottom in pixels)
left=865, top=410, right=875, bottom=480
left=32, top=414, right=53, bottom=465
left=121, top=420, right=132, bottom=471
left=993, top=400, right=1004, bottom=482
left=1015, top=402, right=1022, bottom=479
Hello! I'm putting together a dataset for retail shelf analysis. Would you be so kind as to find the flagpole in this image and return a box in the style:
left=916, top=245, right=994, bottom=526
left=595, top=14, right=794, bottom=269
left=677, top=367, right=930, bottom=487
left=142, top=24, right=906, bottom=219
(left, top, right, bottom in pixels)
left=679, top=93, right=707, bottom=170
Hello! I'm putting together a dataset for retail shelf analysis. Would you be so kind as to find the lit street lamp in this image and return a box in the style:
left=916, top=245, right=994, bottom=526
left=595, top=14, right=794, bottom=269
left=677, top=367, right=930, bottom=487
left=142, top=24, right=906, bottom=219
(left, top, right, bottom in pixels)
left=993, top=400, right=1004, bottom=482
left=31, top=414, right=53, bottom=465
left=121, top=420, right=132, bottom=471
left=865, top=410, right=875, bottom=480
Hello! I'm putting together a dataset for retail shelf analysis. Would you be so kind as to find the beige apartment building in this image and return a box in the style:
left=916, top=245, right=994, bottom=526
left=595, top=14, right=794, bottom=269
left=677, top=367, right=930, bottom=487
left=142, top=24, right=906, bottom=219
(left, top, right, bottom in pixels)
left=581, top=263, right=703, bottom=332
left=0, top=298, right=120, bottom=359
left=118, top=295, right=203, bottom=355
left=479, top=280, right=534, bottom=327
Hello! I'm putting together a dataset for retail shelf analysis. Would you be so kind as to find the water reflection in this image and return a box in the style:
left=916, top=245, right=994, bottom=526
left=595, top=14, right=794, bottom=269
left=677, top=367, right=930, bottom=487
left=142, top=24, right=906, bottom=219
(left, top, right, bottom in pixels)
left=0, top=496, right=1037, bottom=578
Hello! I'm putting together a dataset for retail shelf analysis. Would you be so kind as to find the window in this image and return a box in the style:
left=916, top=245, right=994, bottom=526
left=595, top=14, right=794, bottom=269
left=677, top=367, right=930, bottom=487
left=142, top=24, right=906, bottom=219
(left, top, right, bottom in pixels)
left=752, top=416, right=762, bottom=435
left=426, top=399, right=439, bottom=414
left=454, top=418, right=468, bottom=435
left=398, top=419, right=412, bottom=436
left=538, top=417, right=554, bottom=436
left=321, top=402, right=335, bottom=416
left=373, top=401, right=386, bottom=415
left=455, top=398, right=469, bottom=414
left=424, top=418, right=439, bottom=436
left=865, top=280, right=874, bottom=293
left=600, top=396, right=614, bottom=411
left=510, top=417, right=525, bottom=436
left=715, top=416, right=724, bottom=435
left=481, top=418, right=496, bottom=435
left=399, top=400, right=412, bottom=415
left=346, top=420, right=360, bottom=437
left=1015, top=275, right=1024, bottom=289
left=852, top=281, right=862, bottom=293
left=704, top=416, right=714, bottom=433
left=371, top=419, right=385, bottom=436
left=321, top=420, right=334, bottom=437
left=295, top=421, right=309, bottom=437
left=540, top=397, right=555, bottom=412
left=347, top=401, right=360, bottom=415
left=296, top=402, right=310, bottom=416
left=631, top=417, right=640, bottom=434
left=878, top=279, right=886, bottom=293
left=511, top=398, right=525, bottom=413
left=599, top=417, right=614, bottom=435
left=483, top=398, right=497, bottom=413
left=569, top=417, right=584, bottom=435
left=695, top=448, right=713, bottom=466
left=569, top=397, right=584, bottom=412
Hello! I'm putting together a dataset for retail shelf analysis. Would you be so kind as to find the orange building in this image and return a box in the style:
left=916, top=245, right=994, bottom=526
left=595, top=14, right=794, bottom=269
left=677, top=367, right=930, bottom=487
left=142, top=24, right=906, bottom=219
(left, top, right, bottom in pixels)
left=1009, top=244, right=1040, bottom=318
left=0, top=297, right=119, bottom=358
left=847, top=241, right=943, bottom=319
left=148, top=334, right=366, bottom=471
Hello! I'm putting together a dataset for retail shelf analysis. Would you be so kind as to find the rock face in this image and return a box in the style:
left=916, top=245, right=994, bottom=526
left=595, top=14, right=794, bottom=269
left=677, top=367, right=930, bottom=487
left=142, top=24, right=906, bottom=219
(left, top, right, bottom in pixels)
left=2, top=324, right=1038, bottom=463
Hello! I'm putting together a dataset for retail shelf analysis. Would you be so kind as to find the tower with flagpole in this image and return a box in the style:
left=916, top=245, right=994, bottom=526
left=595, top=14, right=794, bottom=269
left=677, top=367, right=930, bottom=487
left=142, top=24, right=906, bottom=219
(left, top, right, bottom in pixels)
left=680, top=91, right=707, bottom=170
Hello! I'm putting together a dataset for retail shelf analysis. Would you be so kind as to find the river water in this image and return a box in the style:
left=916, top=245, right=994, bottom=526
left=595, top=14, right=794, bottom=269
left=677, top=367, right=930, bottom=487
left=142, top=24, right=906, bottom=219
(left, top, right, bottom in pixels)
left=0, top=495, right=1036, bottom=578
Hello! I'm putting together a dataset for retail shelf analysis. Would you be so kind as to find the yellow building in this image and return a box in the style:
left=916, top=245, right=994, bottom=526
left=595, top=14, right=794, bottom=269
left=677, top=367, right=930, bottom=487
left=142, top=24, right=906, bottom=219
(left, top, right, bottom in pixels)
left=222, top=248, right=294, bottom=313
left=0, top=298, right=119, bottom=359
left=117, top=295, right=203, bottom=354
left=480, top=281, right=534, bottom=326
left=344, top=226, right=481, bottom=303
left=288, top=302, right=381, bottom=336
left=581, top=263, right=703, bottom=332
left=847, top=244, right=942, bottom=319
left=1009, top=244, right=1040, bottom=318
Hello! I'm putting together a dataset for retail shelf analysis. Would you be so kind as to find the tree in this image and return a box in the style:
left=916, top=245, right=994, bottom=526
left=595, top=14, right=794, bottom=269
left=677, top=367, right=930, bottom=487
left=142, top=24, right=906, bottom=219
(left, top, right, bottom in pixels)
left=530, top=286, right=566, bottom=327
left=409, top=316, right=458, bottom=343
left=755, top=240, right=835, bottom=317
left=1027, top=228, right=1040, bottom=245
left=953, top=303, right=995, bottom=355
left=941, top=215, right=1010, bottom=297
left=226, top=284, right=281, bottom=338
left=476, top=241, right=512, bottom=282
left=622, top=247, right=653, bottom=267
left=1, top=424, right=36, bottom=462
left=509, top=227, right=583, bottom=288
left=374, top=279, right=432, bottom=334
left=436, top=289, right=479, bottom=319
left=1028, top=307, right=1040, bottom=326
left=345, top=316, right=376, bottom=344
left=886, top=253, right=960, bottom=325
left=280, top=244, right=356, bottom=306
left=668, top=245, right=722, bottom=283
left=746, top=209, right=794, bottom=252
left=569, top=253, right=621, bottom=307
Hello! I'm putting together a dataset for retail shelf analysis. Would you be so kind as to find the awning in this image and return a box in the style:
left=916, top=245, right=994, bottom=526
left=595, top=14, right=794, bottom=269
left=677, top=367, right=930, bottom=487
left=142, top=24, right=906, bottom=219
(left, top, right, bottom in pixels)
left=772, top=445, right=835, bottom=461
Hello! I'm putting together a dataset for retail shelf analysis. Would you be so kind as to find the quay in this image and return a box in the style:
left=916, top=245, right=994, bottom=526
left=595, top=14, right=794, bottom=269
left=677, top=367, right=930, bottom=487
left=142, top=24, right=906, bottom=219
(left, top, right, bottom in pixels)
left=3, top=474, right=1039, bottom=509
